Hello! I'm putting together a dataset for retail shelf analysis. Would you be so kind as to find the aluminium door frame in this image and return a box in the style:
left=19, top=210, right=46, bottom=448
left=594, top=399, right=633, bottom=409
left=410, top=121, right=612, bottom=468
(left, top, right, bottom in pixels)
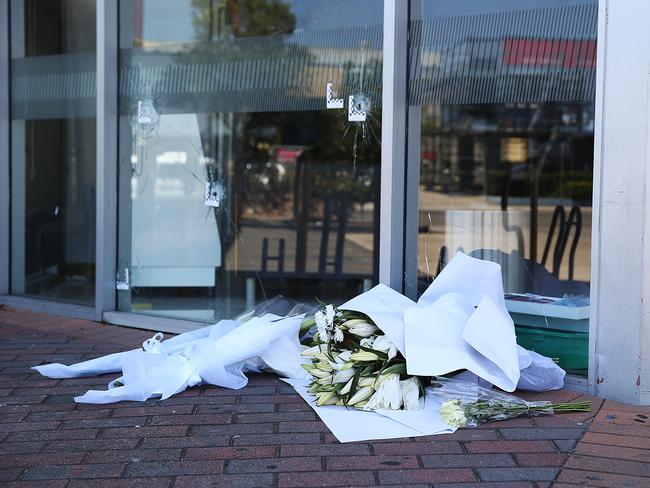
left=95, top=0, right=119, bottom=321
left=0, top=0, right=9, bottom=296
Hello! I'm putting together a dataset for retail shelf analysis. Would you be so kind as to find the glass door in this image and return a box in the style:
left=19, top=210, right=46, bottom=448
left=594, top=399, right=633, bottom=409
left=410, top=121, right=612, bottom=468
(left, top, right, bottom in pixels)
left=117, top=0, right=383, bottom=322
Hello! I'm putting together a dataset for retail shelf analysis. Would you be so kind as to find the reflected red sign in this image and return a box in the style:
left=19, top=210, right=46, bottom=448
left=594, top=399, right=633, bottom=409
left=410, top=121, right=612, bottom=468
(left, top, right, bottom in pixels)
left=502, top=38, right=596, bottom=69
left=275, top=147, right=304, bottom=163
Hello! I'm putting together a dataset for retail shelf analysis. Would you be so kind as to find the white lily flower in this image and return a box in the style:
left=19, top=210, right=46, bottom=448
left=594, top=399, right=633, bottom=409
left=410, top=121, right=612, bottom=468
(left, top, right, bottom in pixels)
left=400, top=377, right=422, bottom=410
left=333, top=325, right=344, bottom=343
left=371, top=336, right=398, bottom=360
left=324, top=304, right=336, bottom=326
left=364, top=373, right=402, bottom=410
left=347, top=386, right=374, bottom=405
left=315, top=310, right=329, bottom=341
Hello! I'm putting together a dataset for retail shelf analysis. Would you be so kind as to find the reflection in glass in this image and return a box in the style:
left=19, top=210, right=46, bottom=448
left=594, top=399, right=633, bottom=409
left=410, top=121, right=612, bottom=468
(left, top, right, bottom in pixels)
left=10, top=0, right=97, bottom=304
left=118, top=0, right=383, bottom=322
left=410, top=0, right=596, bottom=374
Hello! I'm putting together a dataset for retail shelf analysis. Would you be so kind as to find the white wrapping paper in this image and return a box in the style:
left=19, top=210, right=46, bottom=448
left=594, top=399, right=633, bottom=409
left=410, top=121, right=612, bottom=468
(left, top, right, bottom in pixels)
left=342, top=252, right=523, bottom=392
left=33, top=315, right=309, bottom=404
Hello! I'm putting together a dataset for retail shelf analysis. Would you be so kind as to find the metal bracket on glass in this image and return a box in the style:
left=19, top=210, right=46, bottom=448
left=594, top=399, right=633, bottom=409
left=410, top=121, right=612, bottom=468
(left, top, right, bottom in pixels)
left=116, top=268, right=130, bottom=291
left=348, top=94, right=369, bottom=121
left=137, top=99, right=157, bottom=124
left=204, top=181, right=222, bottom=208
left=326, top=83, right=344, bottom=109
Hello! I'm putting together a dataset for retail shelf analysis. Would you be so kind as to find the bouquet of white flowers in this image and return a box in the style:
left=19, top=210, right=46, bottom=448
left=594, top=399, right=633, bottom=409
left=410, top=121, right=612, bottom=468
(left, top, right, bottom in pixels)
left=434, top=377, right=591, bottom=428
left=300, top=304, right=426, bottom=410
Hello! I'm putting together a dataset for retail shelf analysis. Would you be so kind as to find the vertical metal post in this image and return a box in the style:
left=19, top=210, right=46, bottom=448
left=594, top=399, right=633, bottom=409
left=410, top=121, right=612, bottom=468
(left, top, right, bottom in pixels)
left=404, top=0, right=422, bottom=299
left=380, top=0, right=409, bottom=292
left=0, top=0, right=8, bottom=295
left=95, top=0, right=118, bottom=320
left=8, top=0, right=24, bottom=294
left=589, top=0, right=608, bottom=402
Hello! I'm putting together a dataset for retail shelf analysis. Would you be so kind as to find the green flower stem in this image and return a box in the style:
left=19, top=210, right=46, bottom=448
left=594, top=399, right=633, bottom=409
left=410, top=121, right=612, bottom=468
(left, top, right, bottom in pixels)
left=464, top=400, right=591, bottom=423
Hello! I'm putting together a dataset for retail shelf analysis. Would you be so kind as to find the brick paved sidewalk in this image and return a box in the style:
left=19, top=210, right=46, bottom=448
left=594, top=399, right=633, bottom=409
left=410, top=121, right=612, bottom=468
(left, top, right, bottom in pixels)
left=0, top=306, right=648, bottom=487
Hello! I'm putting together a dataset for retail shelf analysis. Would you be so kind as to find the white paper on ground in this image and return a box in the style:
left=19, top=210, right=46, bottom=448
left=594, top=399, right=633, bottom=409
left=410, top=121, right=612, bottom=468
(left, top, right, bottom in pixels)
left=283, top=378, right=455, bottom=443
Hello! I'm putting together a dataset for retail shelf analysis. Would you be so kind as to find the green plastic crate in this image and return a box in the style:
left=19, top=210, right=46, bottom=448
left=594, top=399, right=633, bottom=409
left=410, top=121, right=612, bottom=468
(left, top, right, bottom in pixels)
left=515, top=325, right=588, bottom=371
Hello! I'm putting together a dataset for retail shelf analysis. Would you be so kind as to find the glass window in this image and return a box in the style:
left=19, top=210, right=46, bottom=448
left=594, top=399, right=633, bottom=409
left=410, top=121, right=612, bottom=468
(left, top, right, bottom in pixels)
left=117, top=0, right=383, bottom=322
left=409, top=0, right=596, bottom=374
left=10, top=0, right=97, bottom=305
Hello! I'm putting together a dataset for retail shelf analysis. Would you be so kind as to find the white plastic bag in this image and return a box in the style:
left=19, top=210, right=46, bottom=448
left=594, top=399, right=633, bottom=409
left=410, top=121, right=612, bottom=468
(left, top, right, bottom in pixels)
left=517, top=350, right=565, bottom=391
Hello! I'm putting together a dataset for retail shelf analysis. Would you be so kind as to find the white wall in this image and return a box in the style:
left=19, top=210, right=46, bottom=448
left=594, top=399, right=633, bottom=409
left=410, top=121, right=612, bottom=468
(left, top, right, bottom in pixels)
left=591, top=0, right=650, bottom=405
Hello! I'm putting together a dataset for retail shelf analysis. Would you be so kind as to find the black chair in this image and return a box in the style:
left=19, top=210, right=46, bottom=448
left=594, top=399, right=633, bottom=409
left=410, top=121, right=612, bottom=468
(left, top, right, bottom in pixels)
left=541, top=205, right=582, bottom=280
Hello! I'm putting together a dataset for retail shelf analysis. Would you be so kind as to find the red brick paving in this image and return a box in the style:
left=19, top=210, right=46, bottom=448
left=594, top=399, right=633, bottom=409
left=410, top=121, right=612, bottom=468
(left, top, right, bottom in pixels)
left=0, top=306, right=649, bottom=487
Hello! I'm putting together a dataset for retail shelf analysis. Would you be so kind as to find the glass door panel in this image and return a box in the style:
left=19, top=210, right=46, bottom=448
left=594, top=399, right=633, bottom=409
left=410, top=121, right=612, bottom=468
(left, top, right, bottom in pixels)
left=9, top=0, right=97, bottom=305
left=117, top=0, right=383, bottom=322
left=409, top=0, right=597, bottom=374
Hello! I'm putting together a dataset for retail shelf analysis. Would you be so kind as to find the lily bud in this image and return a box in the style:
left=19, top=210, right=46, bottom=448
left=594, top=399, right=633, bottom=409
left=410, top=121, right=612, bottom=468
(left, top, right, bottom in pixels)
left=313, top=352, right=330, bottom=363
left=348, top=386, right=374, bottom=405
left=309, top=368, right=332, bottom=379
left=342, top=319, right=369, bottom=328
left=317, top=376, right=334, bottom=386
left=350, top=350, right=382, bottom=362
left=315, top=361, right=333, bottom=373
left=340, top=361, right=355, bottom=371
left=332, top=368, right=356, bottom=384
left=339, top=377, right=354, bottom=395
left=358, top=377, right=376, bottom=388
left=348, top=323, right=379, bottom=338
left=301, top=344, right=327, bottom=357
left=316, top=391, right=338, bottom=406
